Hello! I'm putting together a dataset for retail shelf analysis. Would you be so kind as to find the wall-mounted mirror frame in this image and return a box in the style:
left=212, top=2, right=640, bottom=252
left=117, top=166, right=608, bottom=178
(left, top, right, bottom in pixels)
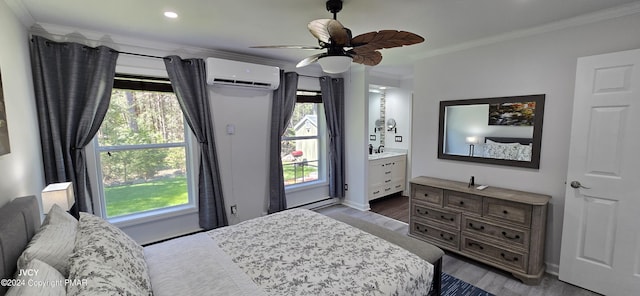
left=437, top=94, right=545, bottom=169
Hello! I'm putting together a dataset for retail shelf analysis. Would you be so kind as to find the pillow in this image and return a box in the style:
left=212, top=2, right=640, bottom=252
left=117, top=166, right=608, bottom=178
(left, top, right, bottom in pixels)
left=515, top=143, right=532, bottom=161
left=72, top=212, right=152, bottom=295
left=483, top=141, right=520, bottom=160
left=67, top=255, right=148, bottom=296
left=17, top=205, right=78, bottom=277
left=42, top=204, right=77, bottom=227
left=5, top=259, right=66, bottom=296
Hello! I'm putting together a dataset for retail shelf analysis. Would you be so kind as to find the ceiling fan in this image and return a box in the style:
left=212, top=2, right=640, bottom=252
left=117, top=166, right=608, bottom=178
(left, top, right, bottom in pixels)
left=251, top=0, right=425, bottom=73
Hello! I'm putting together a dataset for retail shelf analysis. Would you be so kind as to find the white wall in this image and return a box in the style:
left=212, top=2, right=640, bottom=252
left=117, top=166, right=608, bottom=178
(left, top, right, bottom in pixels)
left=411, top=12, right=640, bottom=273
left=0, top=3, right=46, bottom=207
left=342, top=66, right=369, bottom=210
left=210, top=86, right=272, bottom=224
left=383, top=87, right=411, bottom=151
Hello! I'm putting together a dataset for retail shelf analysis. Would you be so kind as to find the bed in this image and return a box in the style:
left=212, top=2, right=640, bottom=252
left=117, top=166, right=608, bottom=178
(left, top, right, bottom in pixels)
left=0, top=196, right=443, bottom=296
left=482, top=136, right=533, bottom=161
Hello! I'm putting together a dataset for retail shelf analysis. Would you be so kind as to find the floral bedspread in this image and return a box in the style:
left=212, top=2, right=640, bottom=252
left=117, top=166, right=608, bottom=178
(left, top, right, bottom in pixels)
left=207, top=209, right=434, bottom=296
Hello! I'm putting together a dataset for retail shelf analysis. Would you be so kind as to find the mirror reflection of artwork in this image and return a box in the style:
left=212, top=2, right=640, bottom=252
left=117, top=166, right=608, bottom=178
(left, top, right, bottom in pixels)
left=488, top=101, right=536, bottom=126
left=0, top=70, right=10, bottom=156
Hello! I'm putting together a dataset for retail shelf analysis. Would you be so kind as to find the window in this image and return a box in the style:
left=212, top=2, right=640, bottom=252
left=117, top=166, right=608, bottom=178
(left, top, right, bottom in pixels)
left=281, top=90, right=324, bottom=187
left=94, top=75, right=193, bottom=219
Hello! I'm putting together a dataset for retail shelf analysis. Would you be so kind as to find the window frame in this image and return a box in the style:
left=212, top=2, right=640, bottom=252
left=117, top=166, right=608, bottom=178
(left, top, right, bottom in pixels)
left=86, top=74, right=199, bottom=225
left=282, top=90, right=328, bottom=191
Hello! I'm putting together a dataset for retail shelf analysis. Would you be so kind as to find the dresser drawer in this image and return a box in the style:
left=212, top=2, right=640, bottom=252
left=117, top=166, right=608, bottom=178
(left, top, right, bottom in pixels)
left=411, top=220, right=459, bottom=249
left=483, top=198, right=532, bottom=227
left=412, top=203, right=460, bottom=229
left=444, top=191, right=482, bottom=215
left=412, top=185, right=443, bottom=206
left=461, top=236, right=528, bottom=272
left=462, top=216, right=529, bottom=249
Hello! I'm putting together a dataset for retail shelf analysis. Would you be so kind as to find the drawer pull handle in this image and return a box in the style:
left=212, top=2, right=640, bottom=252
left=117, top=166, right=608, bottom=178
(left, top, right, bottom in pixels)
left=423, top=193, right=429, bottom=197
left=416, top=225, right=428, bottom=233
left=468, top=223, right=485, bottom=231
left=395, top=185, right=402, bottom=188
left=373, top=190, right=380, bottom=194
left=440, top=233, right=454, bottom=241
left=503, top=210, right=509, bottom=215
left=500, top=253, right=519, bottom=262
left=416, top=209, right=428, bottom=215
left=468, top=242, right=484, bottom=250
left=440, top=215, right=454, bottom=222
left=501, top=231, right=521, bottom=240
left=459, top=201, right=465, bottom=206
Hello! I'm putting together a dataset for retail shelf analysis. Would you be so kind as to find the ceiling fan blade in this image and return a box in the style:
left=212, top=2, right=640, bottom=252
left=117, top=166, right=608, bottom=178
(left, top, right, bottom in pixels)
left=350, top=30, right=424, bottom=53
left=308, top=19, right=333, bottom=44
left=251, top=45, right=323, bottom=50
left=348, top=50, right=383, bottom=66
left=308, top=19, right=350, bottom=46
left=296, top=53, right=325, bottom=68
left=327, top=20, right=351, bottom=46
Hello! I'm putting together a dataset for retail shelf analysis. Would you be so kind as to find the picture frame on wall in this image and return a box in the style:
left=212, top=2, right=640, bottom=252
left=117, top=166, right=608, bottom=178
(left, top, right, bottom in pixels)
left=488, top=101, right=537, bottom=126
left=0, top=69, right=10, bottom=156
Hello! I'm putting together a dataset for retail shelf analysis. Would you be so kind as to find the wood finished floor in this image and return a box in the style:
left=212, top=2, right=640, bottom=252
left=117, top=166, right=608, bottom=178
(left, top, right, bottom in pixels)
left=316, top=197, right=601, bottom=296
left=369, top=193, right=409, bottom=223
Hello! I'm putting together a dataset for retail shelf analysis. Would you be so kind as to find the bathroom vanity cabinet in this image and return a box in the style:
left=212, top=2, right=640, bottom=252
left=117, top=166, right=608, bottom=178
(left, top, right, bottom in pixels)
left=368, top=153, right=406, bottom=201
left=409, top=176, right=550, bottom=285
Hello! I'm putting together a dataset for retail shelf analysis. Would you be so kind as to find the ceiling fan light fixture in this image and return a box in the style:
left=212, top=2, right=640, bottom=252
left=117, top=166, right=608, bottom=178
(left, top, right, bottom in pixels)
left=317, top=55, right=352, bottom=73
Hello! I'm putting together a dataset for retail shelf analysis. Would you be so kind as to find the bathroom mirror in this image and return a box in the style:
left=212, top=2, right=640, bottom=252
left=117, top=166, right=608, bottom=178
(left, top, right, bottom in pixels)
left=437, top=94, right=545, bottom=169
left=386, top=118, right=396, bottom=131
left=374, top=118, right=384, bottom=132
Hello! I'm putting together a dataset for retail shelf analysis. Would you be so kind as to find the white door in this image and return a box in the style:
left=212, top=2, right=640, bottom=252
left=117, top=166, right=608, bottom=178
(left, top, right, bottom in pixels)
left=559, top=48, right=640, bottom=296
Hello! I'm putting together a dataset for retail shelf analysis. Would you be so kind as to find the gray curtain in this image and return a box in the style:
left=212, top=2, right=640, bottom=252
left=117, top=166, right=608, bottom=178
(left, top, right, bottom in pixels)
left=30, top=35, right=119, bottom=215
left=268, top=71, right=299, bottom=214
left=320, top=76, right=345, bottom=198
left=164, top=56, right=227, bottom=230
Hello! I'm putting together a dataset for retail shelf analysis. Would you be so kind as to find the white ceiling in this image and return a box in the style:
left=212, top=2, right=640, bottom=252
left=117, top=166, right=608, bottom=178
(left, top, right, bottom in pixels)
left=7, top=0, right=640, bottom=74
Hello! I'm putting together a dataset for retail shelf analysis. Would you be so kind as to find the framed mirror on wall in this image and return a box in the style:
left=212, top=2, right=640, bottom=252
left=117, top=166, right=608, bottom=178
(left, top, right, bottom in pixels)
left=437, top=94, right=545, bottom=169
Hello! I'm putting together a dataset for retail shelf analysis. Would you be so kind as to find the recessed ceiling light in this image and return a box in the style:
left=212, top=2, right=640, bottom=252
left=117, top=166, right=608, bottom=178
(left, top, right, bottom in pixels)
left=164, top=11, right=178, bottom=19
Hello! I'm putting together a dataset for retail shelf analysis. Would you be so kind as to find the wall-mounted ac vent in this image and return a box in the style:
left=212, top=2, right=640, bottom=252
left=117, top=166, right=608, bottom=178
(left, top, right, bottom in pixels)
left=206, top=58, right=280, bottom=90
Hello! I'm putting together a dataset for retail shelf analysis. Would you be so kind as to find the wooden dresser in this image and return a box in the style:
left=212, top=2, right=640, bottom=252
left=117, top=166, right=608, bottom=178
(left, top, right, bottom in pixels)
left=409, top=176, right=550, bottom=285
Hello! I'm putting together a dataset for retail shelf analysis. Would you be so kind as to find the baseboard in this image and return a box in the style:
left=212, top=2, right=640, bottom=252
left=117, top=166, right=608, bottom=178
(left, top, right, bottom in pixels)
left=341, top=199, right=371, bottom=211
left=545, top=262, right=559, bottom=276
left=301, top=198, right=340, bottom=210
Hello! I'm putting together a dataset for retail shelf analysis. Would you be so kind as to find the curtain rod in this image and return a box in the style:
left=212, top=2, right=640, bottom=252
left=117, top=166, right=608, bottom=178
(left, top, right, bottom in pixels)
left=119, top=51, right=323, bottom=78
left=119, top=51, right=166, bottom=60
left=298, top=74, right=322, bottom=79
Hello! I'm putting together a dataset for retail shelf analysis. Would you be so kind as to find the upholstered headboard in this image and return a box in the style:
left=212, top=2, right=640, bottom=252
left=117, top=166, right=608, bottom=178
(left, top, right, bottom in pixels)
left=484, top=136, right=533, bottom=145
left=0, top=196, right=40, bottom=295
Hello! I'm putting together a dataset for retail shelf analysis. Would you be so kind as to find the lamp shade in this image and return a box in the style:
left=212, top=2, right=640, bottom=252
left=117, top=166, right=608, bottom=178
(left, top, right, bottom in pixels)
left=317, top=55, right=352, bottom=74
left=42, top=182, right=75, bottom=213
left=466, top=136, right=478, bottom=144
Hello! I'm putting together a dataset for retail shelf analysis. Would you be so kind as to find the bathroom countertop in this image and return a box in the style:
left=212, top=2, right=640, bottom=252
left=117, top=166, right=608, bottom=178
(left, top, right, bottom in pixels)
left=368, top=151, right=406, bottom=160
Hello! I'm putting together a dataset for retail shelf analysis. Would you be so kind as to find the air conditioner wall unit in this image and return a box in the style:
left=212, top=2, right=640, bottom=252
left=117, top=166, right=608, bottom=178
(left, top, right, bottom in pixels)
left=206, top=58, right=280, bottom=90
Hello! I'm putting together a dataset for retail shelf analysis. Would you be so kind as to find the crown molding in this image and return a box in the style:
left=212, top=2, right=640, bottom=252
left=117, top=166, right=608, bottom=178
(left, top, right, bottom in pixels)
left=412, top=1, right=640, bottom=60
left=4, top=0, right=35, bottom=26
left=29, top=23, right=294, bottom=69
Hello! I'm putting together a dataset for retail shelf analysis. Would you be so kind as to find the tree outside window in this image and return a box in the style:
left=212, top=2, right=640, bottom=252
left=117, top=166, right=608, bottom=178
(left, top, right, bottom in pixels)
left=96, top=82, right=192, bottom=218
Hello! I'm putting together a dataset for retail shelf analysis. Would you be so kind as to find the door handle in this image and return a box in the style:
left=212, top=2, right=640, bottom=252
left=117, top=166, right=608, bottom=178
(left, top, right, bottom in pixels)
left=570, top=181, right=590, bottom=189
